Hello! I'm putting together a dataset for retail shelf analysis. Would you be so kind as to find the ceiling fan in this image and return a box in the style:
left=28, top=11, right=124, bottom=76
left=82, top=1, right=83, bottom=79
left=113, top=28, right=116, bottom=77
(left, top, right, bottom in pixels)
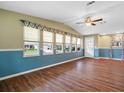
left=64, top=1, right=106, bottom=26
left=76, top=17, right=104, bottom=26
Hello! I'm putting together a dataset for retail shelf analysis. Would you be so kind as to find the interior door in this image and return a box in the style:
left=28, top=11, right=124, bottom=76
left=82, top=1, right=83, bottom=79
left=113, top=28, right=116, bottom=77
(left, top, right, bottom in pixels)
left=111, top=34, right=123, bottom=59
left=84, top=36, right=95, bottom=57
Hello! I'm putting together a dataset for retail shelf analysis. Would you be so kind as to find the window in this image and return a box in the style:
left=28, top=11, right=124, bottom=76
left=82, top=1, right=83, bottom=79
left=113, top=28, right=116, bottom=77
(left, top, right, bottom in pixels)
left=55, top=33, right=63, bottom=54
left=43, top=31, right=53, bottom=55
left=72, top=37, right=77, bottom=52
left=65, top=35, right=71, bottom=53
left=77, top=38, right=81, bottom=51
left=24, top=26, right=40, bottom=57
left=112, top=34, right=123, bottom=48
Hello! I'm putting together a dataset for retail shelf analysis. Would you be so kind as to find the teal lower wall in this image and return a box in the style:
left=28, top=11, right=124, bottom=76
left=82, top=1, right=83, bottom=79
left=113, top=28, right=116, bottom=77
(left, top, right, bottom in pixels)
left=0, top=49, right=83, bottom=77
left=0, top=48, right=122, bottom=78
left=94, top=48, right=99, bottom=57
left=94, top=48, right=123, bottom=59
left=112, top=49, right=122, bottom=59
left=98, top=49, right=111, bottom=58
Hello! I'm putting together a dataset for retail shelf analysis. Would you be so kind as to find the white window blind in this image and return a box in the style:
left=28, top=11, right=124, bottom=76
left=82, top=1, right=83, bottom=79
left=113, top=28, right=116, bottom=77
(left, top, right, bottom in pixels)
left=24, top=26, right=40, bottom=41
left=77, top=38, right=81, bottom=44
left=65, top=35, right=71, bottom=43
left=72, top=37, right=76, bottom=44
left=43, top=31, right=53, bottom=42
left=56, top=33, right=63, bottom=43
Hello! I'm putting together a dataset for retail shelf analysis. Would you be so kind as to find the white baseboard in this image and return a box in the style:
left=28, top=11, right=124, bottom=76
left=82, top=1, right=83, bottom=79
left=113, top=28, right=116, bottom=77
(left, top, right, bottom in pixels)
left=112, top=58, right=122, bottom=61
left=0, top=56, right=84, bottom=81
left=84, top=56, right=122, bottom=61
left=84, top=56, right=96, bottom=59
left=97, top=57, right=122, bottom=61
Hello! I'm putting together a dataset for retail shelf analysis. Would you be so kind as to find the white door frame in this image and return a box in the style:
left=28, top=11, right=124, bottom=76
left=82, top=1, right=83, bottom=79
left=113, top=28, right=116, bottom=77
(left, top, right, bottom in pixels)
left=84, top=36, right=95, bottom=57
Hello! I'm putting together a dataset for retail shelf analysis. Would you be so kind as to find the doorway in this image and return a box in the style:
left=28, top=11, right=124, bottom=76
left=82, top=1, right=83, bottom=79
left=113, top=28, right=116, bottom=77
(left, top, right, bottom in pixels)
left=84, top=36, right=95, bottom=57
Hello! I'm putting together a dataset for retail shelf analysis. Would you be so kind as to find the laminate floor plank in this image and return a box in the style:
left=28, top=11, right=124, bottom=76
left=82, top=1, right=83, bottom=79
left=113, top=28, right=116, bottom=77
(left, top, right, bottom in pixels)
left=0, top=58, right=124, bottom=92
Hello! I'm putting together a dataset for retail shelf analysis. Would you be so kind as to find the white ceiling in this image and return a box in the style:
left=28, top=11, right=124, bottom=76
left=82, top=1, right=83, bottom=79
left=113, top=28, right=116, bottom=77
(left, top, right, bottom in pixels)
left=0, top=1, right=124, bottom=35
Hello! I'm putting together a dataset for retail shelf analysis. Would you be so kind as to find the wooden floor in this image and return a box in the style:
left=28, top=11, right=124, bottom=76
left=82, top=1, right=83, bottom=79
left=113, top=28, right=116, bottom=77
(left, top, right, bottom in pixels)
left=0, top=58, right=124, bottom=92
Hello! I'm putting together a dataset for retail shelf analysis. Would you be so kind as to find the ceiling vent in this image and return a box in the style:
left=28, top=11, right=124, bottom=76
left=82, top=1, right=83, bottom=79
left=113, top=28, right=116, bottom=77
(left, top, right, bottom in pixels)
left=87, top=1, right=95, bottom=6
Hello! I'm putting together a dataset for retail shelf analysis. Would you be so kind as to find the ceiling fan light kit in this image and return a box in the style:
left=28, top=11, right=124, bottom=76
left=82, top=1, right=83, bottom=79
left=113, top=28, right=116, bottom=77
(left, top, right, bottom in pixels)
left=76, top=16, right=104, bottom=26
left=75, top=1, right=106, bottom=26
left=86, top=22, right=91, bottom=26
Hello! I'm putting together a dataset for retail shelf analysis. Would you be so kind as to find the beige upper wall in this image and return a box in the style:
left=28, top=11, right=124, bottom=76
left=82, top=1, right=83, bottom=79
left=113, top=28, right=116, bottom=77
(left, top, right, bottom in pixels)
left=98, top=35, right=112, bottom=48
left=0, top=9, right=81, bottom=49
left=98, top=33, right=124, bottom=48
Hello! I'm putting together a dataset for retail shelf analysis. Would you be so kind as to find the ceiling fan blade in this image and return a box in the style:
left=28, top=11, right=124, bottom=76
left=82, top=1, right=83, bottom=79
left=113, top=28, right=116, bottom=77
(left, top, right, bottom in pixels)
left=91, top=23, right=96, bottom=26
left=92, top=18, right=103, bottom=22
left=76, top=22, right=85, bottom=24
left=63, top=13, right=94, bottom=23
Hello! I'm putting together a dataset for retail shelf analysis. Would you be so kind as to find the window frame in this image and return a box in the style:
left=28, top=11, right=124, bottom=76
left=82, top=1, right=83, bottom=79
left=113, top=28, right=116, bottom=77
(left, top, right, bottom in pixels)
left=64, top=35, right=71, bottom=53
left=55, top=33, right=64, bottom=54
left=23, top=26, right=40, bottom=57
left=71, top=36, right=77, bottom=52
left=77, top=38, right=81, bottom=52
left=43, top=42, right=54, bottom=55
left=55, top=43, right=64, bottom=54
left=43, top=30, right=54, bottom=55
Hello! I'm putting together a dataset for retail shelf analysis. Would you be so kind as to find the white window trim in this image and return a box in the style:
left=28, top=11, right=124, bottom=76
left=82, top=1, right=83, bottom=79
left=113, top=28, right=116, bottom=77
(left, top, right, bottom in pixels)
left=77, top=38, right=81, bottom=52
left=23, top=26, right=40, bottom=57
left=55, top=33, right=64, bottom=54
left=55, top=43, right=64, bottom=54
left=65, top=35, right=71, bottom=53
left=64, top=43, right=72, bottom=53
left=43, top=42, right=54, bottom=55
left=43, top=31, right=54, bottom=55
left=71, top=44, right=77, bottom=52
left=77, top=44, right=81, bottom=52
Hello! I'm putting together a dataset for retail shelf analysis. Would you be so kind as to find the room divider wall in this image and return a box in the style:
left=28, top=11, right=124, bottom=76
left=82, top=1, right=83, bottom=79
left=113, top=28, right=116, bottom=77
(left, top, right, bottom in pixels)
left=84, top=34, right=124, bottom=60
left=110, top=34, right=124, bottom=59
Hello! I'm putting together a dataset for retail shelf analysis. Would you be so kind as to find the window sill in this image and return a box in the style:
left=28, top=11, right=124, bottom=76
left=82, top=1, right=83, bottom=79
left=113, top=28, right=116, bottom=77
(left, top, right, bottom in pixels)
left=43, top=54, right=54, bottom=56
left=23, top=55, right=40, bottom=58
left=55, top=53, right=64, bottom=55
